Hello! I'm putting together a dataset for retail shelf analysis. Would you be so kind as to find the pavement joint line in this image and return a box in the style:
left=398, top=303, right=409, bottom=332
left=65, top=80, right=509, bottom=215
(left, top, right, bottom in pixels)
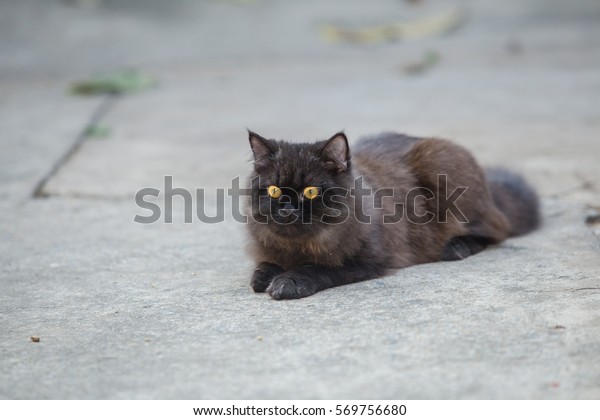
left=32, top=94, right=119, bottom=199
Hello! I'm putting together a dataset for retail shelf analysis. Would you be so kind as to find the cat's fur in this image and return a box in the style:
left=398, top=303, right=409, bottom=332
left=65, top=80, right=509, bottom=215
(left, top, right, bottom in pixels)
left=246, top=131, right=539, bottom=300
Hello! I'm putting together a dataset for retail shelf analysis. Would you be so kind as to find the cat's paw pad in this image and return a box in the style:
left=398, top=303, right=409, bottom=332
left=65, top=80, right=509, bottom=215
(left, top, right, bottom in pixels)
left=266, top=275, right=317, bottom=300
left=251, top=263, right=284, bottom=293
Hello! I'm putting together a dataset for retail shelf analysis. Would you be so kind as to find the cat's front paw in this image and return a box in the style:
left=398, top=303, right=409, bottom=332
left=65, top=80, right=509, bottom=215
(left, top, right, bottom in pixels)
left=251, top=262, right=284, bottom=293
left=266, top=273, right=318, bottom=300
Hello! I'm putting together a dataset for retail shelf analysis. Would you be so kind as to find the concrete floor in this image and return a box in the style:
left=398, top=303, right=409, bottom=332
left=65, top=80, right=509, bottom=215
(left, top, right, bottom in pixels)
left=1, top=0, right=599, bottom=399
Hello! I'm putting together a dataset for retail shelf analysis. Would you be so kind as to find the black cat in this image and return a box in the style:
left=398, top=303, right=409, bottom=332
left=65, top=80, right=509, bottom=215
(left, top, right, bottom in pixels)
left=246, top=131, right=539, bottom=300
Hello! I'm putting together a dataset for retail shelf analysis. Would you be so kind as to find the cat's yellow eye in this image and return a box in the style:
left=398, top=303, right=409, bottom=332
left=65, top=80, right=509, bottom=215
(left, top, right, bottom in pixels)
left=267, top=185, right=282, bottom=199
left=303, top=186, right=319, bottom=200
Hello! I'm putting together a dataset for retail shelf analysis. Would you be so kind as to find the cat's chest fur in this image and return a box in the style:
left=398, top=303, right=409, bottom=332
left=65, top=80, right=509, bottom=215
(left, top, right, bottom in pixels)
left=248, top=220, right=367, bottom=269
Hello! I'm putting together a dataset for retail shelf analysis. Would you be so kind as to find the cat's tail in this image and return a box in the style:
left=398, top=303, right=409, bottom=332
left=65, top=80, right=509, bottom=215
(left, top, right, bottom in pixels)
left=485, top=167, right=540, bottom=237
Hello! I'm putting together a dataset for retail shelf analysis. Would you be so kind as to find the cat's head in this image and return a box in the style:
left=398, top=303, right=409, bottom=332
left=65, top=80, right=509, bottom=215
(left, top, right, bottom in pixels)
left=247, top=131, right=354, bottom=236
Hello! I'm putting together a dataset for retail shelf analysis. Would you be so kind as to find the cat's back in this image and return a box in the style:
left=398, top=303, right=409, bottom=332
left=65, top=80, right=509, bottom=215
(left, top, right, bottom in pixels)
left=353, top=132, right=421, bottom=158
left=352, top=132, right=422, bottom=185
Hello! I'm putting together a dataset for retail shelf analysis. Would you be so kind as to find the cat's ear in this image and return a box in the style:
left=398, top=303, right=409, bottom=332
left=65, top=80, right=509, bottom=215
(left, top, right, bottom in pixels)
left=248, top=130, right=275, bottom=169
left=320, top=132, right=350, bottom=172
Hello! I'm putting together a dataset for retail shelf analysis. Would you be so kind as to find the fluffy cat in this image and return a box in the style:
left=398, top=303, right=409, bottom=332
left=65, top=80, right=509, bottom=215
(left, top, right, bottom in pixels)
left=246, top=131, right=539, bottom=300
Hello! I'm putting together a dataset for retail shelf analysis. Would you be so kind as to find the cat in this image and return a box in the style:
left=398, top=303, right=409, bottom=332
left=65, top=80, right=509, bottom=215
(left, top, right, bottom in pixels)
left=246, top=131, right=539, bottom=300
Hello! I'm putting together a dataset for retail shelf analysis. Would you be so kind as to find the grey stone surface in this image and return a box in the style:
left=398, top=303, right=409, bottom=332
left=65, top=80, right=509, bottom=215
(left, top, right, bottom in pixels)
left=1, top=0, right=599, bottom=399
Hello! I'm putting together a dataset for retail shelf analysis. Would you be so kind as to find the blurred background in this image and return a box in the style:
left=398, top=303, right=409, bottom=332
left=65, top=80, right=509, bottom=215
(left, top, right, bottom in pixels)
left=1, top=0, right=600, bottom=399
left=3, top=0, right=599, bottom=200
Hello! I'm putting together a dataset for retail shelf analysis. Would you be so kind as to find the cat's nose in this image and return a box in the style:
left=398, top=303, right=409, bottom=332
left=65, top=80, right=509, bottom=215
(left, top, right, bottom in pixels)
left=279, top=203, right=296, bottom=218
left=279, top=208, right=293, bottom=217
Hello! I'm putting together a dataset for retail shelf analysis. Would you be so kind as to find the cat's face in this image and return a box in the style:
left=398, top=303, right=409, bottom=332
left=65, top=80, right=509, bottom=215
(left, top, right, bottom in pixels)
left=248, top=132, right=353, bottom=237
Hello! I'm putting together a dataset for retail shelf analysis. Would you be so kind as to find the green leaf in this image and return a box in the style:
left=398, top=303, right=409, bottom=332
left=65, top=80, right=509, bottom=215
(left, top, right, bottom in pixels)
left=70, top=69, right=157, bottom=96
left=85, top=124, right=111, bottom=138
